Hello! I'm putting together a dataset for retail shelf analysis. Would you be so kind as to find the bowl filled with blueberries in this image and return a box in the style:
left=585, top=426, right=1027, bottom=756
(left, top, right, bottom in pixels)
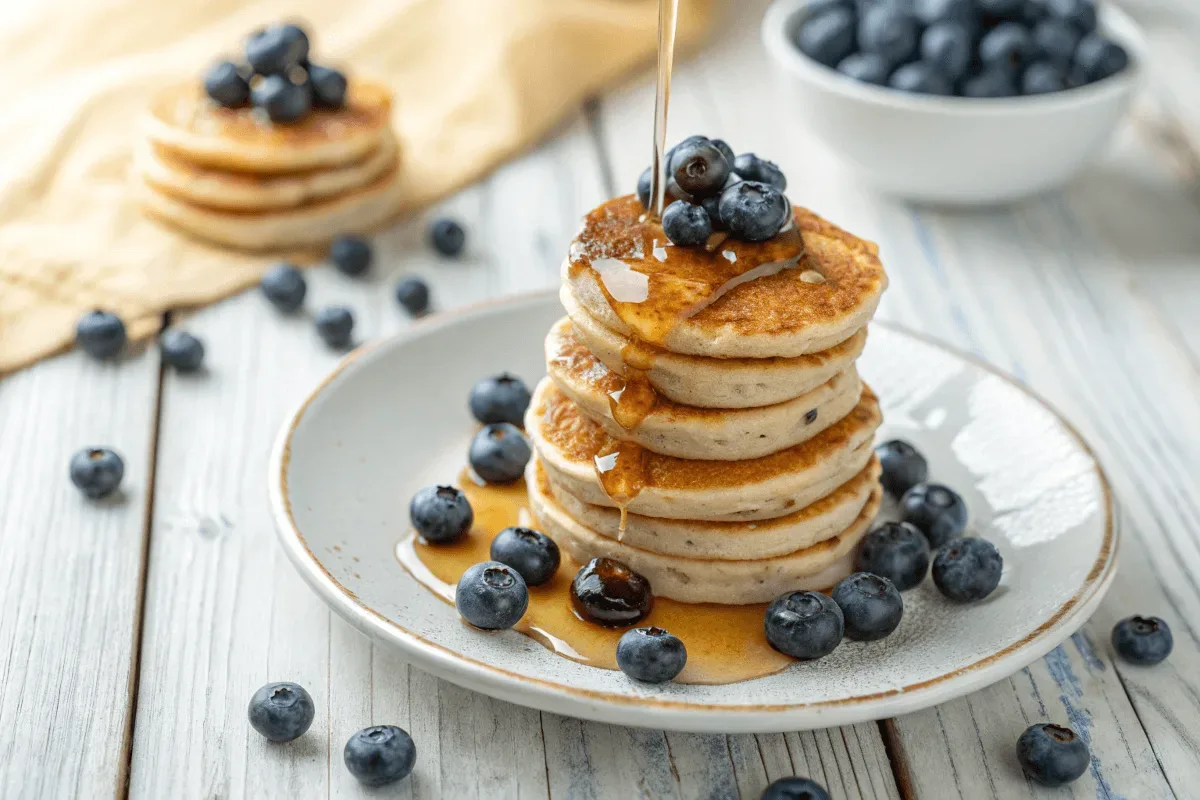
left=761, top=0, right=1144, bottom=205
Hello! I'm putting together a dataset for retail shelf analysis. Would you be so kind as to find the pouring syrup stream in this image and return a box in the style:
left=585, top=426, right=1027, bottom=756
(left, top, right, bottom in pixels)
left=648, top=0, right=680, bottom=221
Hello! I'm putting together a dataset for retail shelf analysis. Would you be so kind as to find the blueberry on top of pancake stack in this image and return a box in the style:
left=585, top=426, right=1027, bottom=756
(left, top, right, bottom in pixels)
left=527, top=136, right=888, bottom=604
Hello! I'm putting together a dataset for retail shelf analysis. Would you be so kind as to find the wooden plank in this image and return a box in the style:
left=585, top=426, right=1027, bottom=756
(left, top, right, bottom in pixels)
left=0, top=346, right=160, bottom=797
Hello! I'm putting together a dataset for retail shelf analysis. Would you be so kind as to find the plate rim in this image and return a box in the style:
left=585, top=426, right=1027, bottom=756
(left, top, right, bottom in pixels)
left=267, top=289, right=1119, bottom=732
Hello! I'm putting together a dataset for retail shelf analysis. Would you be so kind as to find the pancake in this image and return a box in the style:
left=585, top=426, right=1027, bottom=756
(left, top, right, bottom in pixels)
left=526, top=377, right=882, bottom=521
left=135, top=132, right=398, bottom=211
left=563, top=286, right=867, bottom=409
left=137, top=167, right=403, bottom=250
left=531, top=461, right=882, bottom=604
left=563, top=196, right=887, bottom=358
left=142, top=78, right=393, bottom=173
left=545, top=317, right=863, bottom=460
left=537, top=456, right=881, bottom=560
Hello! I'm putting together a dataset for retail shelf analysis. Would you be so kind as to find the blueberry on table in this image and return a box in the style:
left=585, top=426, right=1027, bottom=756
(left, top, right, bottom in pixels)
left=900, top=482, right=968, bottom=547
left=76, top=310, right=126, bottom=360
left=429, top=217, right=467, bottom=257
left=669, top=138, right=731, bottom=197
left=661, top=200, right=713, bottom=247
left=247, top=682, right=315, bottom=742
left=468, top=423, right=531, bottom=484
left=571, top=557, right=654, bottom=626
left=932, top=537, right=1003, bottom=601
left=979, top=23, right=1036, bottom=74
left=888, top=62, right=954, bottom=96
left=961, top=68, right=1019, bottom=98
left=251, top=74, right=312, bottom=124
left=921, top=22, right=973, bottom=82
left=344, top=725, right=416, bottom=787
left=314, top=306, right=354, bottom=349
left=856, top=521, right=931, bottom=591
left=203, top=61, right=250, bottom=108
left=731, top=153, right=787, bottom=191
left=307, top=63, right=347, bottom=108
left=1071, top=34, right=1129, bottom=84
left=1032, top=19, right=1082, bottom=71
left=1045, top=0, right=1097, bottom=34
left=795, top=7, right=857, bottom=68
left=764, top=590, right=844, bottom=660
left=719, top=181, right=789, bottom=242
left=636, top=166, right=653, bottom=209
left=1111, top=615, right=1173, bottom=665
left=395, top=276, right=431, bottom=317
left=616, top=627, right=687, bottom=683
left=245, top=23, right=309, bottom=75
left=832, top=572, right=904, bottom=641
left=455, top=561, right=529, bottom=629
left=858, top=6, right=920, bottom=68
left=409, top=485, right=474, bottom=544
left=330, top=234, right=372, bottom=277
left=760, top=777, right=831, bottom=800
left=837, top=52, right=892, bottom=86
left=260, top=263, right=307, bottom=312
left=490, top=526, right=560, bottom=586
left=469, top=373, right=532, bottom=426
left=1016, top=723, right=1090, bottom=787
left=159, top=329, right=205, bottom=372
left=874, top=439, right=928, bottom=498
left=1022, top=61, right=1066, bottom=94
left=69, top=447, right=124, bottom=499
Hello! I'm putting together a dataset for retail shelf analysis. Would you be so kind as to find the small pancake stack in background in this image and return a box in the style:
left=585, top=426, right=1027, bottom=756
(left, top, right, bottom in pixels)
left=136, top=23, right=402, bottom=251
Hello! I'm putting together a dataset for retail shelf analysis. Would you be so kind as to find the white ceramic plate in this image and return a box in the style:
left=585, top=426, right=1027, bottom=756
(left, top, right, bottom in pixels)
left=269, top=291, right=1117, bottom=733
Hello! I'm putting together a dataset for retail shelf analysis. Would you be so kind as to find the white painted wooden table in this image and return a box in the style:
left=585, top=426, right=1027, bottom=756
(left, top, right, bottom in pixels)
left=4, top=1, right=1200, bottom=797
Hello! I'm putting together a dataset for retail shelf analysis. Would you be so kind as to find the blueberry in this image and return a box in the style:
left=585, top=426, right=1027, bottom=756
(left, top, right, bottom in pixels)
left=616, top=627, right=687, bottom=683
left=1071, top=34, right=1129, bottom=84
left=570, top=557, right=654, bottom=626
left=409, top=485, right=473, bottom=544
left=251, top=74, right=311, bottom=123
left=661, top=200, right=713, bottom=247
left=978, top=0, right=1025, bottom=19
left=1022, top=0, right=1049, bottom=24
left=914, top=0, right=977, bottom=28
left=490, top=526, right=560, bottom=586
left=874, top=439, right=928, bottom=497
left=468, top=423, right=531, bottom=484
left=856, top=521, right=931, bottom=591
left=719, top=181, right=789, bottom=242
left=1045, top=0, right=1096, bottom=33
left=921, top=22, right=973, bottom=81
left=1111, top=615, right=1173, bottom=665
left=1032, top=19, right=1082, bottom=70
left=1016, top=723, right=1090, bottom=787
left=395, top=277, right=431, bottom=317
left=932, top=537, right=1003, bottom=601
left=961, top=68, right=1019, bottom=97
left=429, top=217, right=467, bottom=257
left=1022, top=61, right=1066, bottom=94
left=979, top=22, right=1036, bottom=74
left=888, top=62, right=954, bottom=95
left=307, top=63, right=347, bottom=108
left=344, top=725, right=416, bottom=787
left=669, top=139, right=731, bottom=197
left=700, top=194, right=726, bottom=231
left=710, top=138, right=736, bottom=167
left=455, top=561, right=529, bottom=629
left=858, top=6, right=920, bottom=67
left=159, top=329, right=205, bottom=372
left=806, top=0, right=854, bottom=17
left=832, top=572, right=903, bottom=641
left=69, top=447, right=124, bottom=499
left=247, top=682, right=315, bottom=742
left=330, top=234, right=372, bottom=276
left=795, top=7, right=857, bottom=67
left=731, top=153, right=787, bottom=191
left=837, top=52, right=892, bottom=85
left=469, top=373, right=532, bottom=426
left=204, top=61, right=250, bottom=108
left=637, top=167, right=653, bottom=208
left=76, top=310, right=126, bottom=359
left=760, top=777, right=831, bottom=800
left=314, top=306, right=354, bottom=349
left=764, top=590, right=844, bottom=660
left=245, top=23, right=309, bottom=75
left=260, top=263, right=306, bottom=312
left=900, top=482, right=968, bottom=547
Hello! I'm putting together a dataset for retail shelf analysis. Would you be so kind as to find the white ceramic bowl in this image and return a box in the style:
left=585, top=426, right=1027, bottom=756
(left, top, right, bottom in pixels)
left=762, top=0, right=1146, bottom=205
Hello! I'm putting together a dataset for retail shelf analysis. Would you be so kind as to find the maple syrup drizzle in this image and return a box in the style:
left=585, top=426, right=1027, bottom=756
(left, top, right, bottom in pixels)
left=592, top=441, right=649, bottom=536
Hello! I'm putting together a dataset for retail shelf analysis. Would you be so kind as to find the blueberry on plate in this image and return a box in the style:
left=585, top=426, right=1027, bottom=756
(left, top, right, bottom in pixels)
left=921, top=22, right=972, bottom=82
left=1071, top=34, right=1129, bottom=84
left=69, top=447, right=124, bottom=499
left=245, top=23, right=309, bottom=75
left=1111, top=615, right=1173, bottom=665
left=468, top=423, right=531, bottom=484
left=731, top=153, right=787, bottom=191
left=344, top=725, right=416, bottom=787
left=1016, top=723, right=1090, bottom=787
left=979, top=22, right=1036, bottom=74
left=76, top=310, right=127, bottom=359
left=159, top=329, right=205, bottom=372
left=856, top=521, right=931, bottom=591
left=330, top=234, right=372, bottom=276
left=795, top=7, right=857, bottom=68
left=661, top=200, right=713, bottom=247
left=314, top=306, right=354, bottom=349
left=888, top=62, right=954, bottom=95
left=247, top=682, right=315, bottom=742
left=669, top=139, right=731, bottom=197
left=1032, top=19, right=1082, bottom=71
left=571, top=557, right=654, bottom=626
left=764, top=590, right=844, bottom=660
left=1045, top=0, right=1097, bottom=34
left=469, top=373, right=532, bottom=426
left=637, top=166, right=653, bottom=209
left=307, top=63, right=347, bottom=108
left=874, top=439, right=928, bottom=498
left=395, top=276, right=431, bottom=317
left=932, top=537, right=1003, bottom=601
left=260, top=263, right=307, bottom=312
left=837, top=52, right=892, bottom=85
left=719, top=181, right=789, bottom=242
left=858, top=5, right=920, bottom=67
left=490, top=526, right=560, bottom=586
left=900, top=482, right=968, bottom=547
left=616, top=627, right=687, bottom=683
left=409, top=485, right=473, bottom=544
left=429, top=217, right=467, bottom=257
left=832, top=572, right=903, bottom=641
left=455, top=560, right=529, bottom=629
left=961, top=68, right=1019, bottom=97
left=251, top=74, right=312, bottom=124
left=761, top=777, right=830, bottom=800
left=1022, top=61, right=1066, bottom=94
left=204, top=60, right=250, bottom=108
left=914, top=0, right=977, bottom=28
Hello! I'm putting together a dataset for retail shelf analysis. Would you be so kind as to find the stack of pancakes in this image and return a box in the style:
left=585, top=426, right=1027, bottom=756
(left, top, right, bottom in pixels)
left=526, top=196, right=888, bottom=604
left=136, top=79, right=401, bottom=250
